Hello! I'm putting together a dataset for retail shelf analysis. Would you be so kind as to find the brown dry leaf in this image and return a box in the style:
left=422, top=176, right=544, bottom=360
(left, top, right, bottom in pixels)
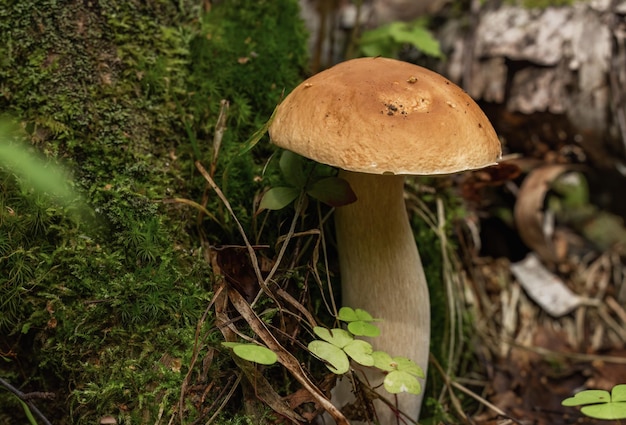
left=227, top=288, right=350, bottom=424
left=232, top=353, right=307, bottom=424
left=213, top=245, right=264, bottom=302
left=209, top=259, right=306, bottom=423
left=285, top=387, right=319, bottom=410
left=514, top=164, right=570, bottom=262
left=460, top=159, right=522, bottom=205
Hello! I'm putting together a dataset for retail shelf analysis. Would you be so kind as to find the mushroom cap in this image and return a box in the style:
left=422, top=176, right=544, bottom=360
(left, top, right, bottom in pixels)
left=269, top=57, right=501, bottom=175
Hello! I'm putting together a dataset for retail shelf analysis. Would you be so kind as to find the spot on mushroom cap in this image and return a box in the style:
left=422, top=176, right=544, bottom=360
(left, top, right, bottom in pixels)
left=268, top=57, right=502, bottom=175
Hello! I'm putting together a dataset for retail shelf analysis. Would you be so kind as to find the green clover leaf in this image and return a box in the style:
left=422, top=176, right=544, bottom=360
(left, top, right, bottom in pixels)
left=372, top=351, right=424, bottom=395
left=562, top=384, right=626, bottom=420
left=308, top=340, right=350, bottom=374
left=338, top=307, right=381, bottom=337
left=384, top=370, right=422, bottom=395
left=308, top=327, right=374, bottom=374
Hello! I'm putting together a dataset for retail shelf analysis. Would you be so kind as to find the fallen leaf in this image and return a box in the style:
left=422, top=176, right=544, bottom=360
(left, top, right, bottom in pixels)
left=510, top=253, right=584, bottom=317
left=514, top=164, right=570, bottom=262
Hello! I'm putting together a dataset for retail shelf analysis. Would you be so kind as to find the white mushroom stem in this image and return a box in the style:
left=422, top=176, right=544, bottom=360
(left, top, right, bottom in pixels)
left=334, top=170, right=430, bottom=421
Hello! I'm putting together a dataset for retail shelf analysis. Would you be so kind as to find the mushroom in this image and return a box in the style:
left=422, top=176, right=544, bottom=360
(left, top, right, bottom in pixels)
left=268, top=57, right=501, bottom=421
left=99, top=415, right=117, bottom=425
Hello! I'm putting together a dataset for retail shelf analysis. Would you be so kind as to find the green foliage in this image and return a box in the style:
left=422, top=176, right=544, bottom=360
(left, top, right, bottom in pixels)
left=0, top=119, right=83, bottom=208
left=372, top=351, right=425, bottom=395
left=187, top=0, right=308, bottom=136
left=358, top=19, right=442, bottom=59
left=222, top=342, right=278, bottom=365
left=562, top=384, right=626, bottom=420
left=182, top=0, right=309, bottom=242
left=308, top=308, right=424, bottom=395
left=337, top=306, right=381, bottom=337
left=14, top=398, right=38, bottom=425
left=308, top=326, right=375, bottom=374
left=259, top=150, right=357, bottom=211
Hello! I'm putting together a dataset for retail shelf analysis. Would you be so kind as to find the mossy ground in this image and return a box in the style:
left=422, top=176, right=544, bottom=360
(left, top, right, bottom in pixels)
left=0, top=0, right=307, bottom=423
left=0, top=1, right=474, bottom=423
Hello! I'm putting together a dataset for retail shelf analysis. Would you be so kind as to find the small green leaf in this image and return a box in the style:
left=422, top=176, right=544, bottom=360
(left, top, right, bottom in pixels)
left=239, top=108, right=276, bottom=156
left=358, top=19, right=442, bottom=59
left=372, top=352, right=424, bottom=379
left=0, top=121, right=81, bottom=206
left=384, top=370, right=422, bottom=395
left=372, top=351, right=396, bottom=372
left=581, top=402, right=626, bottom=420
left=562, top=390, right=611, bottom=407
left=279, top=150, right=307, bottom=189
left=613, top=385, right=626, bottom=403
left=338, top=307, right=359, bottom=322
left=359, top=27, right=396, bottom=57
left=339, top=307, right=377, bottom=323
left=313, top=326, right=353, bottom=348
left=353, top=309, right=376, bottom=322
left=359, top=42, right=392, bottom=59
left=343, top=340, right=374, bottom=367
left=387, top=21, right=442, bottom=58
left=339, top=307, right=380, bottom=337
left=222, top=342, right=278, bottom=365
left=258, top=186, right=299, bottom=211
left=308, top=340, right=350, bottom=374
left=551, top=172, right=589, bottom=209
left=358, top=25, right=390, bottom=45
left=234, top=345, right=277, bottom=365
left=562, top=386, right=626, bottom=420
left=306, top=177, right=357, bottom=207
left=16, top=397, right=39, bottom=425
left=347, top=321, right=380, bottom=338
left=393, top=356, right=425, bottom=378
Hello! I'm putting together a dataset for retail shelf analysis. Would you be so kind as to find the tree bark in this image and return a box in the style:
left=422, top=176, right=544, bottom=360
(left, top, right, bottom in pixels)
left=439, top=0, right=626, bottom=170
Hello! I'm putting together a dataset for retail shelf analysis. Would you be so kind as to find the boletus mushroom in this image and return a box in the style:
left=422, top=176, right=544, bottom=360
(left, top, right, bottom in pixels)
left=269, top=57, right=501, bottom=422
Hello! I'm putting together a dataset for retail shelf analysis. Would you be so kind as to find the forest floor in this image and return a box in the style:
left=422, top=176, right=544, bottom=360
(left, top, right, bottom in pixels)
left=455, top=109, right=626, bottom=425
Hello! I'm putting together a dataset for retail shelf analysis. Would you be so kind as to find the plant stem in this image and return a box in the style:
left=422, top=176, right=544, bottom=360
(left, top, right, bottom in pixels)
left=0, top=377, right=52, bottom=425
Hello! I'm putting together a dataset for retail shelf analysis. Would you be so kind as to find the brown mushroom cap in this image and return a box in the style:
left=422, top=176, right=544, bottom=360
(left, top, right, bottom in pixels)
left=269, top=57, right=501, bottom=175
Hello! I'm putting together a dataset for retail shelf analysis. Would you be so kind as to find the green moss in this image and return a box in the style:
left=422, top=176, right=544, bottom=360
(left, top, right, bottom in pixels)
left=183, top=0, right=309, bottom=242
left=0, top=0, right=308, bottom=423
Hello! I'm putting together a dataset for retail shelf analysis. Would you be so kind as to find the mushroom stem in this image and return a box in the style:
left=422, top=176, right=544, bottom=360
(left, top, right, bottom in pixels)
left=334, top=170, right=430, bottom=421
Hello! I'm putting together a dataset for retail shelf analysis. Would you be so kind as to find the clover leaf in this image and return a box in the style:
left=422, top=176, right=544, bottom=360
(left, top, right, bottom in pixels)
left=562, top=384, right=626, bottom=420
left=308, top=326, right=374, bottom=374
left=338, top=306, right=381, bottom=337
left=308, top=340, right=350, bottom=374
left=372, top=351, right=424, bottom=395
